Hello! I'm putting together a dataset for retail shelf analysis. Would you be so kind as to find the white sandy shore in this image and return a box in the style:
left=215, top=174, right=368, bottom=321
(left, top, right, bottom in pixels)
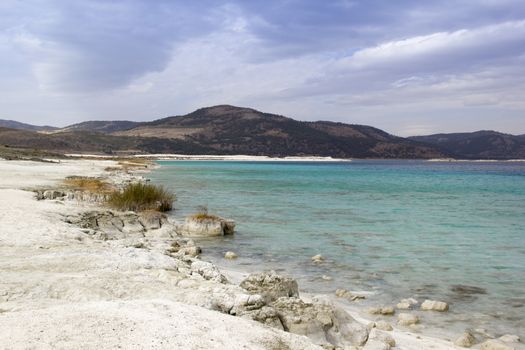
left=66, top=153, right=351, bottom=162
left=0, top=159, right=511, bottom=350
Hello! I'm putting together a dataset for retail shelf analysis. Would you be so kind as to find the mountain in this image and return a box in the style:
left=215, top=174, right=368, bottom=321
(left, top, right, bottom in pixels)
left=0, top=119, right=58, bottom=132
left=58, top=120, right=141, bottom=133
left=409, top=131, right=525, bottom=159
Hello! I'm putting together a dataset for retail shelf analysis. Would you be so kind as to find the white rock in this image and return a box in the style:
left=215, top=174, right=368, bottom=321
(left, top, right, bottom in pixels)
left=375, top=321, right=393, bottom=331
left=499, top=334, right=520, bottom=343
left=177, top=216, right=235, bottom=237
left=420, top=299, right=449, bottom=312
left=311, top=254, right=325, bottom=263
left=454, top=331, right=476, bottom=348
left=397, top=298, right=418, bottom=310
left=224, top=251, right=238, bottom=259
left=380, top=306, right=395, bottom=315
left=397, top=313, right=419, bottom=326
left=480, top=339, right=515, bottom=350
left=363, top=339, right=391, bottom=350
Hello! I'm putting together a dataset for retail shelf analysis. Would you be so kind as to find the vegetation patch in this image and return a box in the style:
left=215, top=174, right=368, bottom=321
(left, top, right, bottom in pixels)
left=107, top=183, right=174, bottom=212
left=64, top=176, right=113, bottom=193
left=190, top=205, right=220, bottom=221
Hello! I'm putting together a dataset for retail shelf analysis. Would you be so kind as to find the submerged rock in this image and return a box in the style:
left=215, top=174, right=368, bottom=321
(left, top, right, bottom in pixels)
left=368, top=306, right=395, bottom=316
left=454, top=331, right=476, bottom=348
left=311, top=254, right=325, bottom=263
left=420, top=299, right=449, bottom=312
left=397, top=313, right=419, bottom=326
left=396, top=298, right=418, bottom=310
left=224, top=251, right=238, bottom=259
left=240, top=271, right=299, bottom=303
left=177, top=216, right=235, bottom=237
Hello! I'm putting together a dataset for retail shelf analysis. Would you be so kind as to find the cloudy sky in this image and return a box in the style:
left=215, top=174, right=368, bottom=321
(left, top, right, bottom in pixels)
left=1, top=0, right=524, bottom=135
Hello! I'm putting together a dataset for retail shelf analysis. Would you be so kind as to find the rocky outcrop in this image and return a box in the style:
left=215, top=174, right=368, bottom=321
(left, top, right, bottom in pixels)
left=176, top=216, right=235, bottom=237
left=64, top=210, right=170, bottom=240
left=240, top=271, right=299, bottom=304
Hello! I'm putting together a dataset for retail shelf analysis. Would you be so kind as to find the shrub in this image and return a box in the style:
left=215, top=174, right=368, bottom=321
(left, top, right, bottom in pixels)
left=64, top=176, right=113, bottom=193
left=107, top=183, right=174, bottom=212
left=190, top=206, right=220, bottom=221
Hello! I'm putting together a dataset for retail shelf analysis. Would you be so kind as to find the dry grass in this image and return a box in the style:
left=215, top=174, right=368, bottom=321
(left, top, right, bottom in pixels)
left=190, top=213, right=221, bottom=221
left=117, top=158, right=153, bottom=171
left=107, top=182, right=174, bottom=212
left=63, top=176, right=114, bottom=193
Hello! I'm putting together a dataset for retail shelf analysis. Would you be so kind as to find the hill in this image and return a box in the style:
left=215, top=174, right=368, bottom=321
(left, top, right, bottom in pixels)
left=58, top=120, right=141, bottom=133
left=0, top=119, right=57, bottom=132
left=112, top=105, right=445, bottom=158
left=409, top=131, right=525, bottom=159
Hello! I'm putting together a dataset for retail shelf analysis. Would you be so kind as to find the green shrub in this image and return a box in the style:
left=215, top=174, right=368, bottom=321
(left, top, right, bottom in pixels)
left=107, top=183, right=174, bottom=212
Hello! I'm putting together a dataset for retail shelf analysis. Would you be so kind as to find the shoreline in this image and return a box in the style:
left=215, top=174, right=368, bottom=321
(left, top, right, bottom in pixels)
left=0, top=158, right=521, bottom=349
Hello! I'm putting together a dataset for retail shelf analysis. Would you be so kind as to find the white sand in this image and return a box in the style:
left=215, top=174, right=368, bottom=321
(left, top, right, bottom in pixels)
left=0, top=159, right=320, bottom=350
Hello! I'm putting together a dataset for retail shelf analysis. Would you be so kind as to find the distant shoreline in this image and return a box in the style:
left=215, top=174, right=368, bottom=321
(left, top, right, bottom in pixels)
left=66, top=153, right=525, bottom=162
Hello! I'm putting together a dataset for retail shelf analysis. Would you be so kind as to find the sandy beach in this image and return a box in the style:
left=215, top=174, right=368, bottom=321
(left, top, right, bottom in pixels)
left=0, top=158, right=520, bottom=350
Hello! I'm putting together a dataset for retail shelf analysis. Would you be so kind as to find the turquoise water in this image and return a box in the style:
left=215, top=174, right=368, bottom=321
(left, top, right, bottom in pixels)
left=150, top=160, right=525, bottom=337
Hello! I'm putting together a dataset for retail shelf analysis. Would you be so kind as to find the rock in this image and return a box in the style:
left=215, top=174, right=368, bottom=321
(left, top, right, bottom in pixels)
left=240, top=271, right=299, bottom=303
left=166, top=239, right=202, bottom=258
left=375, top=321, right=393, bottom=331
left=177, top=216, right=235, bottom=237
left=224, top=251, right=238, bottom=259
left=396, top=298, right=418, bottom=310
left=362, top=339, right=391, bottom=350
left=311, top=254, right=325, bottom=263
left=190, top=260, right=227, bottom=283
left=380, top=306, right=395, bottom=315
left=241, top=306, right=284, bottom=330
left=138, top=211, right=167, bottom=230
left=43, top=190, right=65, bottom=200
left=271, top=297, right=369, bottom=348
left=420, top=299, right=449, bottom=312
left=368, top=307, right=394, bottom=315
left=480, top=339, right=515, bottom=350
left=369, top=329, right=396, bottom=347
left=335, top=289, right=366, bottom=301
left=454, top=331, right=476, bottom=348
left=397, top=313, right=419, bottom=326
left=321, top=275, right=332, bottom=281
left=499, top=335, right=520, bottom=343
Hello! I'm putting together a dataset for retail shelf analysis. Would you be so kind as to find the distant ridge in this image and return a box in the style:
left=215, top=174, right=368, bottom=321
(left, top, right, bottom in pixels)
left=0, top=119, right=57, bottom=132
left=1, top=105, right=523, bottom=159
left=409, top=130, right=525, bottom=159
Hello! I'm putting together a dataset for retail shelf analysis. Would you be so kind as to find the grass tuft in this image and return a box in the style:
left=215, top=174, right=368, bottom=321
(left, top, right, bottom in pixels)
left=107, top=183, right=174, bottom=212
left=64, top=176, right=113, bottom=193
left=190, top=213, right=221, bottom=221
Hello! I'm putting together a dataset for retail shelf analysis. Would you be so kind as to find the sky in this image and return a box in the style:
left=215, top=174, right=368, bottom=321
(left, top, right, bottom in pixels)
left=1, top=0, right=525, bottom=136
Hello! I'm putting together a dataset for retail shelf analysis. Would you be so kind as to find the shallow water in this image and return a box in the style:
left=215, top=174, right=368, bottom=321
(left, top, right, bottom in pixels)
left=150, top=160, right=525, bottom=337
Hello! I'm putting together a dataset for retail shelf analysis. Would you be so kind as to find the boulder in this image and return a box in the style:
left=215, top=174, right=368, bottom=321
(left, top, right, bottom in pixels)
left=177, top=216, right=235, bottom=237
left=363, top=339, right=391, bottom=350
left=397, top=313, right=419, bottom=326
left=480, top=339, right=515, bottom=350
left=368, top=307, right=395, bottom=316
left=166, top=240, right=202, bottom=258
left=369, top=329, right=395, bottom=347
left=240, top=271, right=299, bottom=303
left=271, top=297, right=369, bottom=348
left=454, top=331, right=476, bottom=348
left=420, top=299, right=448, bottom=312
